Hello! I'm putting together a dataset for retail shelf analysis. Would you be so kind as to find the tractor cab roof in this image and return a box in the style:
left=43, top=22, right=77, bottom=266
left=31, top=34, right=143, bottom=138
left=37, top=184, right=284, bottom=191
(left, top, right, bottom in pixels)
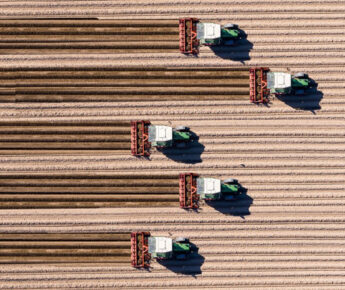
left=148, top=237, right=173, bottom=254
left=267, top=72, right=291, bottom=89
left=148, top=125, right=173, bottom=142
left=197, top=177, right=221, bottom=195
left=197, top=23, right=221, bottom=40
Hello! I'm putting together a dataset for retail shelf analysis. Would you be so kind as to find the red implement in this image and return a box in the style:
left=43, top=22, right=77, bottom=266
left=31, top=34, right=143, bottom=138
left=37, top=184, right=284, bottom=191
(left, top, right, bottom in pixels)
left=179, top=173, right=199, bottom=209
left=131, top=232, right=151, bottom=268
left=131, top=120, right=151, bottom=156
left=249, top=67, right=270, bottom=103
left=179, top=18, right=199, bottom=54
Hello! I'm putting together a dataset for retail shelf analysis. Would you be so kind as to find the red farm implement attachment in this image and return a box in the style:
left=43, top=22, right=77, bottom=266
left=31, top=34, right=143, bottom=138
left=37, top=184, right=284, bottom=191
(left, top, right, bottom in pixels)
left=179, top=173, right=199, bottom=209
left=179, top=18, right=199, bottom=54
left=131, top=232, right=151, bottom=268
left=249, top=67, right=270, bottom=103
left=131, top=120, right=151, bottom=157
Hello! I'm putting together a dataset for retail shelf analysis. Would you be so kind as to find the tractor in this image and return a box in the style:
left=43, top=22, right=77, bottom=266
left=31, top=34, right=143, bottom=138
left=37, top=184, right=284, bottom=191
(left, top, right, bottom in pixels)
left=197, top=176, right=241, bottom=201
left=179, top=18, right=243, bottom=54
left=148, top=124, right=192, bottom=149
left=179, top=173, right=242, bottom=209
left=148, top=236, right=193, bottom=260
left=131, top=121, right=194, bottom=156
left=250, top=67, right=316, bottom=103
left=267, top=71, right=315, bottom=95
left=131, top=232, right=193, bottom=268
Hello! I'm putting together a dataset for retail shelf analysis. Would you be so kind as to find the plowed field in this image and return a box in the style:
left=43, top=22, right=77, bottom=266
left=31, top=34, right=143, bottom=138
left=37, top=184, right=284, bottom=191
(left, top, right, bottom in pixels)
left=0, top=0, right=344, bottom=289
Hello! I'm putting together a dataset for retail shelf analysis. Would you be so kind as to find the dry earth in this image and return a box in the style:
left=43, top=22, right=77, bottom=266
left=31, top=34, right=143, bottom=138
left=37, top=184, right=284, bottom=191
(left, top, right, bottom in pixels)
left=0, top=0, right=345, bottom=289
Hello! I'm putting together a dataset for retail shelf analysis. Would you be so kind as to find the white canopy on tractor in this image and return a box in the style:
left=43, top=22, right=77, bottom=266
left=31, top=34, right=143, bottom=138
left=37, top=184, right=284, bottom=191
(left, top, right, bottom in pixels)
left=148, top=237, right=173, bottom=254
left=267, top=72, right=291, bottom=89
left=197, top=177, right=221, bottom=194
left=148, top=125, right=173, bottom=142
left=197, top=23, right=221, bottom=40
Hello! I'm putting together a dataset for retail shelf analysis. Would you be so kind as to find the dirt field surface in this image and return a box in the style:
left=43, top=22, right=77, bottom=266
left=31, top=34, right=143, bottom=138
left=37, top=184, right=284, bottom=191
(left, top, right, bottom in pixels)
left=0, top=172, right=180, bottom=208
left=0, top=67, right=250, bottom=102
left=0, top=0, right=345, bottom=289
left=0, top=232, right=132, bottom=264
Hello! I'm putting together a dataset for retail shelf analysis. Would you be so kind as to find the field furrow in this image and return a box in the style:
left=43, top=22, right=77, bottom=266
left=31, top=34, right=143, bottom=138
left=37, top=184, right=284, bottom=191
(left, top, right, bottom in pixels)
left=0, top=1, right=345, bottom=289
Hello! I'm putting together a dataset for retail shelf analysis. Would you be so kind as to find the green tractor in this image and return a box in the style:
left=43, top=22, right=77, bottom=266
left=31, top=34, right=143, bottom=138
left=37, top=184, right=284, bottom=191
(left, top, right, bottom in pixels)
left=131, top=121, right=195, bottom=156
left=131, top=232, right=194, bottom=268
left=148, top=125, right=192, bottom=149
left=197, top=176, right=241, bottom=201
left=197, top=22, right=242, bottom=46
left=179, top=18, right=243, bottom=54
left=148, top=236, right=193, bottom=260
left=267, top=71, right=315, bottom=96
left=250, top=67, right=317, bottom=103
left=179, top=173, right=242, bottom=209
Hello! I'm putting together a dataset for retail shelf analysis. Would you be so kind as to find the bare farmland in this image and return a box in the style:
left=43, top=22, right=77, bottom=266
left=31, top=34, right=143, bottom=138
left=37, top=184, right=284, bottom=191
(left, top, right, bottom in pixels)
left=0, top=0, right=344, bottom=289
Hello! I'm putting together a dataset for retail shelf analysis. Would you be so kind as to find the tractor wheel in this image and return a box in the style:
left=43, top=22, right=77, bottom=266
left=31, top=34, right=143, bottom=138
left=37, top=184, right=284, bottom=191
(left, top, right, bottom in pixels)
left=293, top=72, right=308, bottom=79
left=174, top=126, right=189, bottom=132
left=223, top=178, right=238, bottom=184
left=174, top=237, right=189, bottom=243
left=223, top=23, right=237, bottom=29
left=176, top=142, right=187, bottom=149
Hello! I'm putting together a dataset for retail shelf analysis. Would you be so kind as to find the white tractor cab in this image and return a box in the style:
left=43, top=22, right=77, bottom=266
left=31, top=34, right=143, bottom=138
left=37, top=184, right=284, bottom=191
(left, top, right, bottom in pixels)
left=148, top=125, right=193, bottom=149
left=267, top=72, right=291, bottom=93
left=148, top=125, right=173, bottom=147
left=148, top=236, right=192, bottom=260
left=197, top=23, right=221, bottom=42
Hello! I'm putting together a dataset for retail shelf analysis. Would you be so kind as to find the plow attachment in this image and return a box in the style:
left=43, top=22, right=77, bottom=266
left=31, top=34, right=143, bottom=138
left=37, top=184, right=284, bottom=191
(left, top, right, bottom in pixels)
left=179, top=173, right=199, bottom=209
left=131, top=120, right=151, bottom=156
left=250, top=67, right=270, bottom=103
left=179, top=18, right=199, bottom=54
left=131, top=232, right=151, bottom=268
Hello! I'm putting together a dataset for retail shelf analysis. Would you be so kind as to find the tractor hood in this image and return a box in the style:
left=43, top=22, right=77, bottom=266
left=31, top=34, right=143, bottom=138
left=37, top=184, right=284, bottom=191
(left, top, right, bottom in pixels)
left=148, top=125, right=173, bottom=142
left=197, top=23, right=221, bottom=40
left=148, top=237, right=173, bottom=254
left=267, top=72, right=291, bottom=89
left=197, top=177, right=221, bottom=195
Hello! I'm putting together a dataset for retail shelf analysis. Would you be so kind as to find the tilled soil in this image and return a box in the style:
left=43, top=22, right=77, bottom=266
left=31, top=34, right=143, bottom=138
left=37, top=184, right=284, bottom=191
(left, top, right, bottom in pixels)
left=0, top=0, right=345, bottom=289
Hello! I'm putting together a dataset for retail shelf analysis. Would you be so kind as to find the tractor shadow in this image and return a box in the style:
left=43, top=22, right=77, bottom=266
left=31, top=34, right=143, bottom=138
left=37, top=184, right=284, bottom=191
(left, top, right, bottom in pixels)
left=157, top=130, right=204, bottom=164
left=156, top=242, right=204, bottom=276
left=210, top=28, right=253, bottom=63
left=205, top=185, right=253, bottom=219
left=275, top=79, right=323, bottom=114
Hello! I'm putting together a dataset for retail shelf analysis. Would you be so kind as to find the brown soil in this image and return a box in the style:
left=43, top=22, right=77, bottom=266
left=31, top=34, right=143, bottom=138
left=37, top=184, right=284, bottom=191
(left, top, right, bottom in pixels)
left=0, top=0, right=344, bottom=289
